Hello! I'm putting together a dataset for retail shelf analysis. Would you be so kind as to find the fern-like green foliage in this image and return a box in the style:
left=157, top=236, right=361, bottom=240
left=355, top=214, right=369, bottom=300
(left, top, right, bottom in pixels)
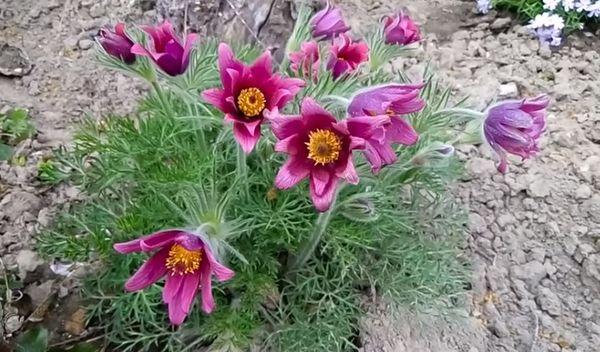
left=38, top=8, right=471, bottom=352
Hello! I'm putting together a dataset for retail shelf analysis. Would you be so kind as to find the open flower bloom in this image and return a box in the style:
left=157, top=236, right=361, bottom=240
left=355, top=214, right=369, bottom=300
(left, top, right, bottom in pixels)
left=483, top=95, right=549, bottom=174
left=326, top=34, right=369, bottom=79
left=347, top=83, right=425, bottom=171
left=114, top=229, right=234, bottom=325
left=97, top=23, right=136, bottom=64
left=269, top=98, right=388, bottom=211
left=289, top=41, right=320, bottom=81
left=131, top=21, right=198, bottom=76
left=310, top=3, right=350, bottom=40
left=202, top=43, right=304, bottom=153
left=383, top=12, right=421, bottom=46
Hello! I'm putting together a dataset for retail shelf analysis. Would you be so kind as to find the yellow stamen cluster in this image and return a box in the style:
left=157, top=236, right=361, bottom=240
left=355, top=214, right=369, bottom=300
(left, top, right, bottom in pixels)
left=237, top=87, right=266, bottom=118
left=165, top=244, right=202, bottom=275
left=306, top=129, right=342, bottom=166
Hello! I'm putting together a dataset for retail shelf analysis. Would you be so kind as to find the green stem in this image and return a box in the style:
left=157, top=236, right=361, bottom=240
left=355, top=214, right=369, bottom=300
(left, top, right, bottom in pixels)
left=287, top=192, right=338, bottom=274
left=151, top=80, right=169, bottom=114
left=236, top=146, right=248, bottom=197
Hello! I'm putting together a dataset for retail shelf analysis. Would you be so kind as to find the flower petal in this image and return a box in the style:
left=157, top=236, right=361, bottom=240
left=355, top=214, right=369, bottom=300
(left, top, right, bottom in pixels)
left=179, top=273, right=201, bottom=314
left=114, top=238, right=142, bottom=254
left=232, top=121, right=261, bottom=153
left=200, top=263, right=215, bottom=313
left=202, top=88, right=227, bottom=112
left=204, top=249, right=235, bottom=282
left=163, top=272, right=184, bottom=304
left=124, top=248, right=169, bottom=292
left=309, top=175, right=338, bottom=212
left=275, top=157, right=311, bottom=189
left=139, top=229, right=181, bottom=252
left=387, top=117, right=419, bottom=145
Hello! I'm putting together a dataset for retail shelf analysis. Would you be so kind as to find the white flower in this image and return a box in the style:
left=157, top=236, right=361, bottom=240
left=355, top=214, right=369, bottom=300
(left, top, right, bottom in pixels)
left=586, top=3, right=600, bottom=16
left=543, top=0, right=561, bottom=10
left=527, top=12, right=565, bottom=30
left=561, top=0, right=576, bottom=11
left=476, top=0, right=492, bottom=14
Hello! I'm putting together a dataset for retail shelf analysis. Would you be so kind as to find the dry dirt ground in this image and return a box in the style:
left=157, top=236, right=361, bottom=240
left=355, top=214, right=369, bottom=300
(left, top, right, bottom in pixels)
left=1, top=0, right=599, bottom=351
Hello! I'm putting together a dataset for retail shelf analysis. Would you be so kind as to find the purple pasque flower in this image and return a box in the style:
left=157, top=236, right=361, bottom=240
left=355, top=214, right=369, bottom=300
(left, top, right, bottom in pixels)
left=483, top=95, right=550, bottom=174
left=326, top=33, right=369, bottom=80
left=383, top=12, right=421, bottom=46
left=97, top=23, right=136, bottom=64
left=310, top=2, right=350, bottom=40
left=268, top=98, right=388, bottom=211
left=202, top=43, right=304, bottom=154
left=289, top=40, right=320, bottom=81
left=114, top=229, right=234, bottom=325
left=347, top=83, right=425, bottom=172
left=130, top=21, right=199, bottom=76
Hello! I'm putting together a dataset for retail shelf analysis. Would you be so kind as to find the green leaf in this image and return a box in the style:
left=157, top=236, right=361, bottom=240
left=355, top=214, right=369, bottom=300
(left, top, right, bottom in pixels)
left=0, top=143, right=12, bottom=160
left=16, top=327, right=49, bottom=352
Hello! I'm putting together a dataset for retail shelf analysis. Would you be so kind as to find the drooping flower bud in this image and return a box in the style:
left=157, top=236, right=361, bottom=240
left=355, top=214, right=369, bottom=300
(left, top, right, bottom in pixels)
left=383, top=12, right=421, bottom=46
left=339, top=193, right=379, bottom=222
left=131, top=21, right=199, bottom=76
left=410, top=141, right=455, bottom=167
left=97, top=23, right=136, bottom=64
left=483, top=95, right=549, bottom=173
left=310, top=3, right=350, bottom=40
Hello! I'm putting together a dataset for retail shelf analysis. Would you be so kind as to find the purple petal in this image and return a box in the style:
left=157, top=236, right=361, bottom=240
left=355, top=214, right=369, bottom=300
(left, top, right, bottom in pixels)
left=232, top=121, right=261, bottom=153
left=163, top=272, right=184, bottom=304
left=387, top=117, right=419, bottom=145
left=139, top=229, right=180, bottom=251
left=200, top=263, right=215, bottom=313
left=204, top=248, right=235, bottom=282
left=114, top=238, right=142, bottom=254
left=124, top=248, right=169, bottom=292
left=309, top=173, right=338, bottom=212
left=179, top=273, right=201, bottom=315
left=275, top=157, right=311, bottom=189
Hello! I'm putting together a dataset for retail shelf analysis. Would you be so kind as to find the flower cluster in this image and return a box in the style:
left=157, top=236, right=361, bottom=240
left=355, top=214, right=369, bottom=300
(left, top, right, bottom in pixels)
left=101, top=3, right=549, bottom=328
left=527, top=12, right=565, bottom=46
left=477, top=0, right=599, bottom=47
left=97, top=21, right=198, bottom=76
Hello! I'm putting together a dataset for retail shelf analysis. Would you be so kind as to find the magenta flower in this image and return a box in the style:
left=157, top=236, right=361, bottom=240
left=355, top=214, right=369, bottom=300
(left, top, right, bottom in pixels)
left=383, top=12, right=421, bottom=46
left=130, top=21, right=198, bottom=76
left=310, top=3, right=350, bottom=40
left=326, top=34, right=369, bottom=79
left=202, top=43, right=304, bottom=153
left=97, top=23, right=136, bottom=64
left=114, top=229, right=234, bottom=325
left=268, top=98, right=388, bottom=211
left=483, top=95, right=549, bottom=174
left=347, top=83, right=425, bottom=171
left=289, top=41, right=320, bottom=81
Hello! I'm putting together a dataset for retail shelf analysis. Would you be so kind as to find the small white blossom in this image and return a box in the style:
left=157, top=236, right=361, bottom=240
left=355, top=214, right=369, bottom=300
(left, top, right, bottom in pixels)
left=527, top=13, right=565, bottom=47
left=561, top=0, right=576, bottom=11
left=543, top=0, right=561, bottom=10
left=476, top=0, right=492, bottom=14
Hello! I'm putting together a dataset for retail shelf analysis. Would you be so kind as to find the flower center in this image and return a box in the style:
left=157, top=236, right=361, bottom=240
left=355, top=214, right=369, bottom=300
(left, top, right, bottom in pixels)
left=237, top=87, right=266, bottom=118
left=306, top=129, right=342, bottom=166
left=165, top=244, right=202, bottom=275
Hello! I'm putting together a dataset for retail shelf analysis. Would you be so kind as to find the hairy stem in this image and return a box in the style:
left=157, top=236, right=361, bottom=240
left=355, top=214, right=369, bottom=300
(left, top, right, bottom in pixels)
left=287, top=192, right=338, bottom=274
left=151, top=80, right=169, bottom=114
left=237, top=146, right=248, bottom=197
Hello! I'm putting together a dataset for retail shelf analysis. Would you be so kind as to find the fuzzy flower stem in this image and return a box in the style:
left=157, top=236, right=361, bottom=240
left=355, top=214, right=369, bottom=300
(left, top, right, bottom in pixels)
left=437, top=107, right=485, bottom=119
left=236, top=145, right=249, bottom=197
left=287, top=189, right=339, bottom=274
left=151, top=80, right=170, bottom=114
